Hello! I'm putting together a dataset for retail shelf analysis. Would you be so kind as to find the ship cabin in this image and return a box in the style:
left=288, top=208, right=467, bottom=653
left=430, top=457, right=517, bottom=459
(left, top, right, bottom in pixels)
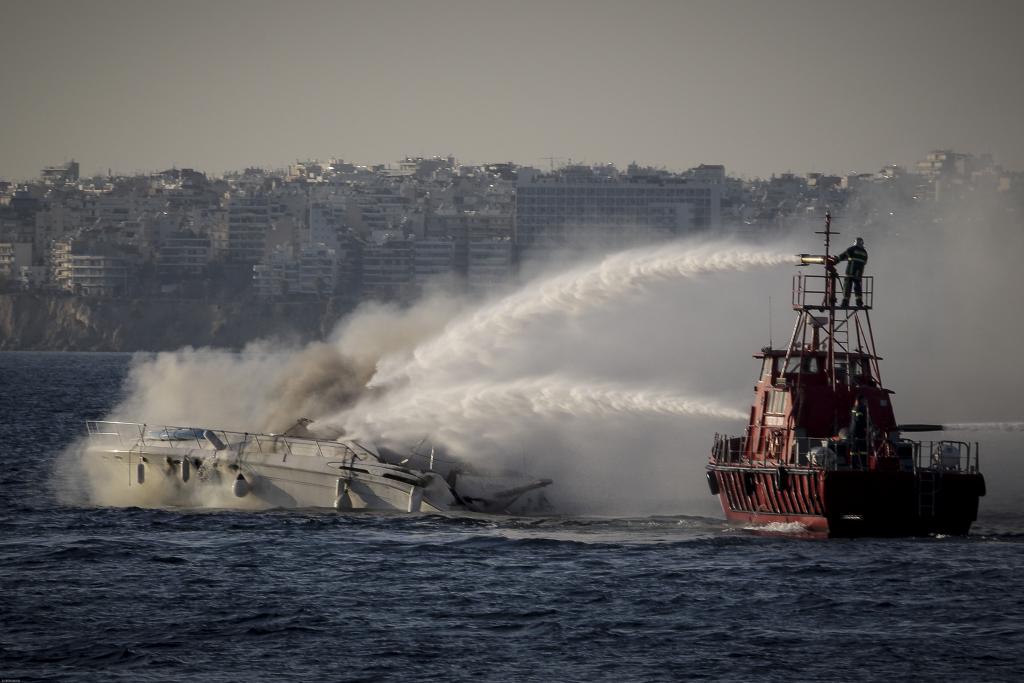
left=725, top=347, right=899, bottom=469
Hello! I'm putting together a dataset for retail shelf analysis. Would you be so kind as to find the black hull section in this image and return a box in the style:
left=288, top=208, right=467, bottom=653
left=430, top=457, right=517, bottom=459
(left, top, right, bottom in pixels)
left=708, top=465, right=984, bottom=537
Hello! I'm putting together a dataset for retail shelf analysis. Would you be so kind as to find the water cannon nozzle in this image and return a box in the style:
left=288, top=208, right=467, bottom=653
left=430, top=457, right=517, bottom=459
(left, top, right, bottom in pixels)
left=798, top=254, right=828, bottom=266
left=897, top=424, right=945, bottom=433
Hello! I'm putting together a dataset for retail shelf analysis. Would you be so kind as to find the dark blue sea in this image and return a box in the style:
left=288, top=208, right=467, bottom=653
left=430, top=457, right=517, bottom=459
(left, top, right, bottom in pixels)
left=1, top=352, right=1023, bottom=682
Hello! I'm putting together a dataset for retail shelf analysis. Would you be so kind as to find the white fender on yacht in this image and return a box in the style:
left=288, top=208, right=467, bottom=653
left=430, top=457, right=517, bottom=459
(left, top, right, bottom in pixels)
left=136, top=461, right=146, bottom=485
left=181, top=457, right=191, bottom=483
left=334, top=479, right=351, bottom=511
left=407, top=485, right=423, bottom=513
left=232, top=473, right=250, bottom=498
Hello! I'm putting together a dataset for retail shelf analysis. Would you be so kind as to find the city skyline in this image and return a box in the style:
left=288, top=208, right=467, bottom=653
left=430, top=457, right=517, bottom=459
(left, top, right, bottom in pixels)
left=3, top=0, right=1023, bottom=181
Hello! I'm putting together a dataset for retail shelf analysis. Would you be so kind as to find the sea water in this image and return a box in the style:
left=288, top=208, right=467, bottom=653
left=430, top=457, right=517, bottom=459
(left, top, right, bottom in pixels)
left=1, top=352, right=1023, bottom=682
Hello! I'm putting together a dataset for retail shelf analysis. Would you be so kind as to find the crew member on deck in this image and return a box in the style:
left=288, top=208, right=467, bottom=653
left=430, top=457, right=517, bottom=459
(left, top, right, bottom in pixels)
left=833, top=238, right=869, bottom=307
left=849, top=395, right=870, bottom=468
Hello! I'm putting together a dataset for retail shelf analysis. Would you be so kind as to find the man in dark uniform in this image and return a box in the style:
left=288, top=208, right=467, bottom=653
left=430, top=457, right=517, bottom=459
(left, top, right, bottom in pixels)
left=834, top=237, right=868, bottom=307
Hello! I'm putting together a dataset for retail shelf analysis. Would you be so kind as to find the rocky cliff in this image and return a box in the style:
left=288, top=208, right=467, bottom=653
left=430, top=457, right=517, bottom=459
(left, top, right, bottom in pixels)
left=0, top=293, right=355, bottom=351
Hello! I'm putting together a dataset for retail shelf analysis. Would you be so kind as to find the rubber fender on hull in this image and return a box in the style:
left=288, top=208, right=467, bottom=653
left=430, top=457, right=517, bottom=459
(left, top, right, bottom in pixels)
left=334, top=478, right=351, bottom=511
left=232, top=473, right=250, bottom=498
left=136, top=461, right=145, bottom=485
left=706, top=471, right=720, bottom=496
left=743, top=471, right=757, bottom=497
left=776, top=466, right=790, bottom=492
left=181, top=457, right=190, bottom=483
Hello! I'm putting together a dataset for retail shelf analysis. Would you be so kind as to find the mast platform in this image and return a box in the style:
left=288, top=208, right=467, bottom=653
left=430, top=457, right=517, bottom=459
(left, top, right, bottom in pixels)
left=792, top=273, right=874, bottom=311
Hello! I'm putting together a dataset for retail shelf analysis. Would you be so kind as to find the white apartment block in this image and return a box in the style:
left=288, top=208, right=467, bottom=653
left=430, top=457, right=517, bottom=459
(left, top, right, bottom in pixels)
left=157, top=233, right=212, bottom=275
left=297, top=243, right=338, bottom=297
left=228, top=194, right=273, bottom=263
left=253, top=247, right=297, bottom=299
left=467, top=237, right=513, bottom=292
left=412, top=237, right=455, bottom=287
left=66, top=254, right=130, bottom=297
left=361, top=237, right=413, bottom=300
left=253, top=244, right=338, bottom=299
left=515, top=168, right=721, bottom=252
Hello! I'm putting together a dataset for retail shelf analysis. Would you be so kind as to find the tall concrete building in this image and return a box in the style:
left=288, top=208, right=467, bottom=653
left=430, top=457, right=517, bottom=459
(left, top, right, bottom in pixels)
left=467, top=237, right=513, bottom=292
left=66, top=254, right=131, bottom=297
left=157, top=232, right=211, bottom=276
left=361, top=236, right=413, bottom=300
left=297, top=243, right=338, bottom=297
left=412, top=237, right=456, bottom=288
left=40, top=160, right=79, bottom=185
left=515, top=165, right=721, bottom=253
left=227, top=194, right=273, bottom=262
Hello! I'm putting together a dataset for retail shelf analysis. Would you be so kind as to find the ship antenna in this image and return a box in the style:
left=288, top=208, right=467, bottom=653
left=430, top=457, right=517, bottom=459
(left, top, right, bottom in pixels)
left=815, top=209, right=835, bottom=259
left=768, top=296, right=773, bottom=349
left=813, top=210, right=839, bottom=390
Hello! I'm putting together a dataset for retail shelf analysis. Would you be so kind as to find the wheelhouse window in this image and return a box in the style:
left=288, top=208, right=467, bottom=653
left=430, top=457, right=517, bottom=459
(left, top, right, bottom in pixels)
left=766, top=390, right=787, bottom=415
left=775, top=355, right=819, bottom=374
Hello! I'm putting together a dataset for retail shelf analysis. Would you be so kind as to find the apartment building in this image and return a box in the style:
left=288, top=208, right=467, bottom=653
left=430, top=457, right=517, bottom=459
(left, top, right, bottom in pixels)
left=412, top=237, right=456, bottom=288
left=227, top=194, right=273, bottom=262
left=467, top=237, right=513, bottom=292
left=157, top=232, right=212, bottom=276
left=515, top=165, right=721, bottom=252
left=361, top=235, right=413, bottom=300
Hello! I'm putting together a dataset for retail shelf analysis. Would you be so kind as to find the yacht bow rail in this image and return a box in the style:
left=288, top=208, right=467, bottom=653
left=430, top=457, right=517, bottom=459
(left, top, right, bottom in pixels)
left=85, top=420, right=375, bottom=462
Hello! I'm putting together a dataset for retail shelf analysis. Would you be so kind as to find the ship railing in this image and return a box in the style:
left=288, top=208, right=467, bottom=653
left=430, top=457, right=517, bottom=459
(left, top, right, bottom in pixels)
left=711, top=433, right=748, bottom=464
left=84, top=420, right=369, bottom=463
left=711, top=433, right=980, bottom=473
left=792, top=273, right=874, bottom=310
left=911, top=439, right=980, bottom=474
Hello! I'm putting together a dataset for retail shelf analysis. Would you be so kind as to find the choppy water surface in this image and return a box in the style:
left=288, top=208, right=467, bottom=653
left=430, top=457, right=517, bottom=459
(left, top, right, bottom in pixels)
left=1, top=352, right=1023, bottom=681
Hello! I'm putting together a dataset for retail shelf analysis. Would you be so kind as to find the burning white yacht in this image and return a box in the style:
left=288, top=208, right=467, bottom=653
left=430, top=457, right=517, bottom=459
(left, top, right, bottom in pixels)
left=81, top=419, right=551, bottom=514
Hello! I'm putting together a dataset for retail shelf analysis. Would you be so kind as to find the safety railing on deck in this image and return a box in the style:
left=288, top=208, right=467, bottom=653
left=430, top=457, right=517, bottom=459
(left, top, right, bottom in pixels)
left=85, top=420, right=374, bottom=463
left=792, top=273, right=874, bottom=310
left=710, top=432, right=980, bottom=473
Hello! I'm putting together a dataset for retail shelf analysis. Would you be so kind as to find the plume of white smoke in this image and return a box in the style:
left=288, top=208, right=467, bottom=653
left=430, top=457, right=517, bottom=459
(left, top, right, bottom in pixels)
left=323, top=238, right=796, bottom=512
left=106, top=294, right=471, bottom=434
left=372, top=240, right=794, bottom=386
left=83, top=235, right=792, bottom=513
left=67, top=185, right=1024, bottom=518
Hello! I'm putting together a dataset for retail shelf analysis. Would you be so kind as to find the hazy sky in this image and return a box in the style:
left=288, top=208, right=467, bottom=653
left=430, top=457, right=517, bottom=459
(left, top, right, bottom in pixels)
left=2, top=0, right=1021, bottom=180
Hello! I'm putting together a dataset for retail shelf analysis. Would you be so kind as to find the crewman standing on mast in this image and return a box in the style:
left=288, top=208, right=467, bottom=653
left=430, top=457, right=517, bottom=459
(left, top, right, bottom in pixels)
left=832, top=237, right=869, bottom=307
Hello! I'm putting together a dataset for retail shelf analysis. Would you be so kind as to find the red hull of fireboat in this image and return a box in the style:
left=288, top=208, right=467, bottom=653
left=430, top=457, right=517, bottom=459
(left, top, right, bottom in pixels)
left=708, top=467, right=984, bottom=537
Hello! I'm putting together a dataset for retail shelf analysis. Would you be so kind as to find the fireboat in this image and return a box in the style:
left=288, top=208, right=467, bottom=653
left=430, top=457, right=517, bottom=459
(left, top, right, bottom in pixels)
left=707, top=213, right=986, bottom=537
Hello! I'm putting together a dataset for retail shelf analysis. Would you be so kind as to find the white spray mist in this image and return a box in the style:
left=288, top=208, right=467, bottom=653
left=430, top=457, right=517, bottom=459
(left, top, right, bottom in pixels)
left=73, top=235, right=796, bottom=513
